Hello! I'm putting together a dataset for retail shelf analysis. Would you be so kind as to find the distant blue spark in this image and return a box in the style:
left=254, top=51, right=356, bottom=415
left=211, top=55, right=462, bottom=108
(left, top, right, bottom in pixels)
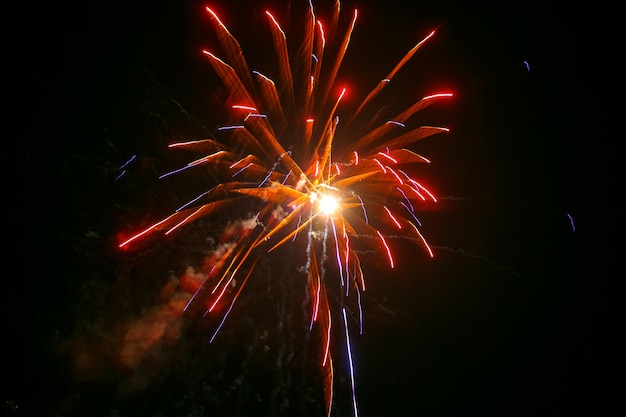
left=567, top=213, right=575, bottom=232
left=116, top=154, right=137, bottom=180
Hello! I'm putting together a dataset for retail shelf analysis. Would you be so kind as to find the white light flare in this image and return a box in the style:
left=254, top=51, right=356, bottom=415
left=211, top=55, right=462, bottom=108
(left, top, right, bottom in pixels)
left=311, top=191, right=340, bottom=216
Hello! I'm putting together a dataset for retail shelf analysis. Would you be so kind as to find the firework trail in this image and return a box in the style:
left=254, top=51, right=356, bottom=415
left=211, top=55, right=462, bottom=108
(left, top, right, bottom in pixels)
left=119, top=1, right=452, bottom=415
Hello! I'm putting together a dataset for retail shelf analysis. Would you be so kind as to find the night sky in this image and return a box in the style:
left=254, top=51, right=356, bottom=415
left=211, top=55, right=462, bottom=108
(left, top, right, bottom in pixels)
left=4, top=0, right=622, bottom=416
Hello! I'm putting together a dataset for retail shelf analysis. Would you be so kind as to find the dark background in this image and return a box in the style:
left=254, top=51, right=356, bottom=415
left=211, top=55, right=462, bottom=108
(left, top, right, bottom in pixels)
left=4, top=0, right=621, bottom=416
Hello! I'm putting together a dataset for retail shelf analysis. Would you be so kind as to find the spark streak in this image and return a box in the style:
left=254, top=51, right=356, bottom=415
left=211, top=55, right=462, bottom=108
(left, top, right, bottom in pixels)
left=343, top=308, right=359, bottom=417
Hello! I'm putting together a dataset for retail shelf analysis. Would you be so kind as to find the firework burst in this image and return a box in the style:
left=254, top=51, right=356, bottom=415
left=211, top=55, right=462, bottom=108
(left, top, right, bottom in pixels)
left=119, top=1, right=452, bottom=415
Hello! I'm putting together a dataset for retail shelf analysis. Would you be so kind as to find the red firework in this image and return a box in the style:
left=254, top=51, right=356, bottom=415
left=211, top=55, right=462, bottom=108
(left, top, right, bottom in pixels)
left=119, top=2, right=452, bottom=415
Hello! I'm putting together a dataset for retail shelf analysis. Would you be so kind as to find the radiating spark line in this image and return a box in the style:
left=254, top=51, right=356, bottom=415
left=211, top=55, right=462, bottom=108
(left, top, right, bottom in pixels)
left=386, top=120, right=405, bottom=127
left=385, top=165, right=404, bottom=184
left=259, top=170, right=275, bottom=187
left=208, top=271, right=236, bottom=312
left=293, top=214, right=303, bottom=241
left=355, top=259, right=365, bottom=292
left=176, top=189, right=212, bottom=212
left=232, top=104, right=257, bottom=111
left=322, top=308, right=332, bottom=366
left=311, top=270, right=321, bottom=328
left=159, top=164, right=194, bottom=179
left=217, top=125, right=245, bottom=131
left=209, top=259, right=259, bottom=343
left=342, top=308, right=359, bottom=417
left=243, top=113, right=268, bottom=121
left=567, top=213, right=575, bottom=232
left=184, top=266, right=215, bottom=312
left=231, top=163, right=253, bottom=177
left=423, top=92, right=453, bottom=100
left=357, top=195, right=369, bottom=224
left=376, top=230, right=395, bottom=268
left=383, top=206, right=402, bottom=229
left=282, top=170, right=292, bottom=185
left=406, top=183, right=426, bottom=200
left=330, top=217, right=345, bottom=287
left=407, top=221, right=434, bottom=258
left=169, top=139, right=213, bottom=148
left=377, top=151, right=398, bottom=163
left=397, top=187, right=414, bottom=212
left=164, top=206, right=205, bottom=235
left=119, top=215, right=175, bottom=248
left=415, top=182, right=437, bottom=202
left=372, top=158, right=386, bottom=173
left=356, top=286, right=363, bottom=334
left=401, top=202, right=423, bottom=226
left=119, top=154, right=136, bottom=170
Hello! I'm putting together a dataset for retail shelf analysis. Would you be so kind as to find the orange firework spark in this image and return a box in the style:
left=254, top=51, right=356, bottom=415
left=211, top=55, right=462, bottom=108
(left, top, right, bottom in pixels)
left=119, top=1, right=452, bottom=415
